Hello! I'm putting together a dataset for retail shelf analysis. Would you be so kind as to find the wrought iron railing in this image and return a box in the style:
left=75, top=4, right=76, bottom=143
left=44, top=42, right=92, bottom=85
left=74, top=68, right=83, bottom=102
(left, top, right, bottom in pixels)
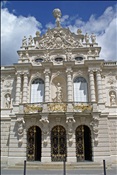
left=23, top=102, right=92, bottom=114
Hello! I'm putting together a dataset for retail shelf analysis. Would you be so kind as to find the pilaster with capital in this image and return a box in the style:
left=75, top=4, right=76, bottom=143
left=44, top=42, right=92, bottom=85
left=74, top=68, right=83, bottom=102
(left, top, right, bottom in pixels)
left=96, top=70, right=103, bottom=103
left=22, top=72, right=29, bottom=103
left=66, top=68, right=73, bottom=102
left=44, top=69, right=50, bottom=102
left=15, top=72, right=21, bottom=104
left=88, top=70, right=96, bottom=102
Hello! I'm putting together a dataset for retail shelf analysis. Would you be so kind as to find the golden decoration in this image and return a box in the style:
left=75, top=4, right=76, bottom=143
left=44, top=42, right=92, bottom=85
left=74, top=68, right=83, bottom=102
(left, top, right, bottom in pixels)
left=74, top=103, right=92, bottom=112
left=24, top=104, right=42, bottom=114
left=48, top=103, right=67, bottom=112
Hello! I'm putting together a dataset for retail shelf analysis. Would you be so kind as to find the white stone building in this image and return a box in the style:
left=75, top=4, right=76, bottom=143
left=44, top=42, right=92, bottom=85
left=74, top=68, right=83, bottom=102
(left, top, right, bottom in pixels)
left=1, top=9, right=117, bottom=167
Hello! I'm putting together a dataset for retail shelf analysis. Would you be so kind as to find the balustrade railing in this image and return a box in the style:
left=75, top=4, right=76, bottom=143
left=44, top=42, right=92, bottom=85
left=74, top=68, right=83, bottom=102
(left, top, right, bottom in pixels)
left=23, top=102, right=92, bottom=114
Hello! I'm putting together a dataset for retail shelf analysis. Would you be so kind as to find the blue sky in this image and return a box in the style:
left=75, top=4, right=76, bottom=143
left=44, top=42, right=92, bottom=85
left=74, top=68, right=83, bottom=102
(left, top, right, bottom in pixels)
left=1, top=1, right=117, bottom=65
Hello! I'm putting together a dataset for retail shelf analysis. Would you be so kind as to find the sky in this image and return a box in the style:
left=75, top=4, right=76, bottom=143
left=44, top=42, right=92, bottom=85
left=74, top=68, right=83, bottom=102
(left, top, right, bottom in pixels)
left=1, top=1, right=117, bottom=66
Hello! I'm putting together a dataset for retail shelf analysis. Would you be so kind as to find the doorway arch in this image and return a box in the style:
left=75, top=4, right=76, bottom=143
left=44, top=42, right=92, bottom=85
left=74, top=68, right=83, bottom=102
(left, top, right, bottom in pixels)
left=51, top=125, right=67, bottom=161
left=76, top=125, right=92, bottom=161
left=27, top=126, right=42, bottom=161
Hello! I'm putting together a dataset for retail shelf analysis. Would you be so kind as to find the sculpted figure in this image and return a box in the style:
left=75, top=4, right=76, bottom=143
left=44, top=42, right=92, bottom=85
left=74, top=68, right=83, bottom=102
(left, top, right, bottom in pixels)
left=28, top=35, right=33, bottom=46
left=5, top=94, right=11, bottom=108
left=91, top=33, right=96, bottom=43
left=22, top=36, right=27, bottom=46
left=56, top=83, right=63, bottom=102
left=84, top=33, right=89, bottom=43
left=110, top=92, right=116, bottom=106
left=17, top=118, right=25, bottom=144
left=53, top=9, right=62, bottom=27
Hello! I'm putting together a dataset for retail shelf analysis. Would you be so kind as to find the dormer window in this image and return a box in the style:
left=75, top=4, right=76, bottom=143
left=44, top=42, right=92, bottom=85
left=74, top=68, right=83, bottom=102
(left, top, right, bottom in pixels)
left=75, top=57, right=83, bottom=61
left=55, top=57, right=63, bottom=62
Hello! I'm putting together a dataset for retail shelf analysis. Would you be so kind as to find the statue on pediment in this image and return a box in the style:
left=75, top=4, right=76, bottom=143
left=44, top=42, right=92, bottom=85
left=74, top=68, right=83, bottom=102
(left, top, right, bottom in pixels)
left=28, top=35, right=33, bottom=46
left=84, top=33, right=89, bottom=43
left=53, top=8, right=62, bottom=28
left=22, top=36, right=27, bottom=47
left=91, top=33, right=96, bottom=43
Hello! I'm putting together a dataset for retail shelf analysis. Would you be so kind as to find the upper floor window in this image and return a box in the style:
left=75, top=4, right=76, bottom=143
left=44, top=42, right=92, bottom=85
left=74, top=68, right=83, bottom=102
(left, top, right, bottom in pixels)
left=75, top=57, right=83, bottom=61
left=73, top=77, right=88, bottom=102
left=31, top=78, right=44, bottom=103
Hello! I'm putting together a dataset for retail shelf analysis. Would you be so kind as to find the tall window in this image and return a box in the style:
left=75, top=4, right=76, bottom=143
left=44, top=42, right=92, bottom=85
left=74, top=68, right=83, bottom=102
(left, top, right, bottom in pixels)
left=74, top=77, right=88, bottom=102
left=31, top=78, right=44, bottom=103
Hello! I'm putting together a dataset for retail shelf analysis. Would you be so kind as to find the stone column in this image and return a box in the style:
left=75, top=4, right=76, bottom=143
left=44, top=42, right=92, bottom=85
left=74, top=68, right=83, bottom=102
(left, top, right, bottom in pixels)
left=96, top=70, right=103, bottom=103
left=44, top=69, right=50, bottom=102
left=88, top=70, right=96, bottom=102
left=15, top=72, right=21, bottom=104
left=66, top=68, right=73, bottom=102
left=101, top=75, right=106, bottom=103
left=22, top=72, right=29, bottom=103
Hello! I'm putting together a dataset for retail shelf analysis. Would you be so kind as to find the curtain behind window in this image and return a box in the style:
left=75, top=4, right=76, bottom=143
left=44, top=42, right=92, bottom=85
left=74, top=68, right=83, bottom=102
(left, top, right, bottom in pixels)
left=74, top=77, right=88, bottom=102
left=31, top=78, right=44, bottom=103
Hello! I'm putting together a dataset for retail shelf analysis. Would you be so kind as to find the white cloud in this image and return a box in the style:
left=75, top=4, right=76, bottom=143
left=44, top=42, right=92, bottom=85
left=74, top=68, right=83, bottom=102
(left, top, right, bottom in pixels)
left=61, top=5, right=117, bottom=61
left=1, top=8, right=42, bottom=65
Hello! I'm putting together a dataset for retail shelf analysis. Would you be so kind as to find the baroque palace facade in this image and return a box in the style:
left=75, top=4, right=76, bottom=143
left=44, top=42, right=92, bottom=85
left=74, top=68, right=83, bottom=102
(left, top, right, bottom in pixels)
left=1, top=9, right=117, bottom=167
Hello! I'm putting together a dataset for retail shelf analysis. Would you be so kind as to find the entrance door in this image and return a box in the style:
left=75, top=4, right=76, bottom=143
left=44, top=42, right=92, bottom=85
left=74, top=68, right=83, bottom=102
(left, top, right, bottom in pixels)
left=51, top=125, right=67, bottom=161
left=76, top=125, right=92, bottom=161
left=27, top=126, right=41, bottom=161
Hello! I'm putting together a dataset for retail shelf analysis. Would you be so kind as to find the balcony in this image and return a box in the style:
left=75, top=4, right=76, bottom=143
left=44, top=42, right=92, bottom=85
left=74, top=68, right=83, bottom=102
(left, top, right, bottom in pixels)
left=23, top=102, right=93, bottom=114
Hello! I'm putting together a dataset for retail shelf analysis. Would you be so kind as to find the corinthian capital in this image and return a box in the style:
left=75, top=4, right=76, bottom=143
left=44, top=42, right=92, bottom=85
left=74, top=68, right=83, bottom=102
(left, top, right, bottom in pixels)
left=66, top=68, right=73, bottom=74
left=44, top=69, right=51, bottom=75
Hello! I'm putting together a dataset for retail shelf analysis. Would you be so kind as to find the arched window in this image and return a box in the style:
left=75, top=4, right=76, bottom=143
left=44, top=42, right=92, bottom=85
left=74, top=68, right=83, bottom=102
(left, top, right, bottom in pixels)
left=31, top=78, right=44, bottom=103
left=74, top=77, right=88, bottom=102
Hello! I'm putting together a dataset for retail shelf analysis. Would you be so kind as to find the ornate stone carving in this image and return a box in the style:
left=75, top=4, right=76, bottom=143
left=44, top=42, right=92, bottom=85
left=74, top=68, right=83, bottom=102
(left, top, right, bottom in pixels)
left=65, top=48, right=72, bottom=61
left=44, top=50, right=50, bottom=62
left=17, top=118, right=25, bottom=144
left=110, top=91, right=116, bottom=106
left=94, top=49, right=99, bottom=56
left=90, top=115, right=99, bottom=145
left=87, top=48, right=92, bottom=56
left=40, top=117, right=49, bottom=146
left=108, top=77, right=116, bottom=85
left=4, top=80, right=12, bottom=88
left=66, top=117, right=75, bottom=145
left=35, top=27, right=84, bottom=50
left=5, top=93, right=12, bottom=109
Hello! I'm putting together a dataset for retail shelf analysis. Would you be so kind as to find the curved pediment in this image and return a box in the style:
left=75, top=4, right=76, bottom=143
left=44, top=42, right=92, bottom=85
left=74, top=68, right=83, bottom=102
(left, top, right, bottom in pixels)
left=35, top=28, right=83, bottom=50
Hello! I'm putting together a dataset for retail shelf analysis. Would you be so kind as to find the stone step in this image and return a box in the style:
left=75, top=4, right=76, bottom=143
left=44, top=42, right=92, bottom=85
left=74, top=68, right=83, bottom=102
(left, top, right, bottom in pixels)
left=8, top=161, right=103, bottom=170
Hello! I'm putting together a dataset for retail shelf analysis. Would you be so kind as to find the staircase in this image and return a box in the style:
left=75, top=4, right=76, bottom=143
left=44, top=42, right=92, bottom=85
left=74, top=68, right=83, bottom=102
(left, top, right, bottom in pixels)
left=8, top=161, right=103, bottom=170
